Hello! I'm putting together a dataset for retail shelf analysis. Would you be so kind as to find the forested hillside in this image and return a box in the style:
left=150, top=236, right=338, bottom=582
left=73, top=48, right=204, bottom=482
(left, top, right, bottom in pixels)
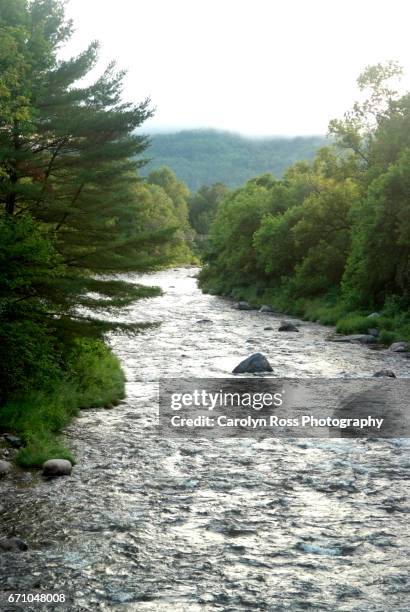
left=199, top=62, right=410, bottom=345
left=142, top=130, right=327, bottom=190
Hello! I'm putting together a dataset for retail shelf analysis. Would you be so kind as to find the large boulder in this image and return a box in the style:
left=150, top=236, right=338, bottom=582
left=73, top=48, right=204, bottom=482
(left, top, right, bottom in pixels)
left=0, top=537, right=28, bottom=552
left=373, top=370, right=396, bottom=378
left=259, top=305, right=273, bottom=313
left=0, top=460, right=12, bottom=477
left=389, top=342, right=409, bottom=353
left=237, top=301, right=253, bottom=311
left=332, top=334, right=376, bottom=344
left=232, top=353, right=273, bottom=374
left=42, top=459, right=72, bottom=478
left=278, top=321, right=299, bottom=332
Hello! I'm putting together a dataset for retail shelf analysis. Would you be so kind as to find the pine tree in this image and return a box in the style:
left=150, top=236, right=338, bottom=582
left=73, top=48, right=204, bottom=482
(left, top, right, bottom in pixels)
left=0, top=0, right=193, bottom=404
left=0, top=0, right=180, bottom=346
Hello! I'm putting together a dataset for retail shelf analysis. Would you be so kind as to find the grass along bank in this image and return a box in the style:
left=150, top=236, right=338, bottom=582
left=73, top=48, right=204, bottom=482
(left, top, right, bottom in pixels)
left=0, top=339, right=125, bottom=468
left=200, top=277, right=410, bottom=347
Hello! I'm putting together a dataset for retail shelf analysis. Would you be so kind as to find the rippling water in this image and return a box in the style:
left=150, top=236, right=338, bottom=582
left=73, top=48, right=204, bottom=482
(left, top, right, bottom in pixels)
left=1, top=268, right=409, bottom=611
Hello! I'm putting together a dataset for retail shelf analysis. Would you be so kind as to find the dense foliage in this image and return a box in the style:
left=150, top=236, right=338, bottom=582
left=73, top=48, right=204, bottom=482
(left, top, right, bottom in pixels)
left=200, top=63, right=410, bottom=344
left=188, top=183, right=229, bottom=238
left=0, top=0, right=193, bottom=464
left=142, top=129, right=327, bottom=190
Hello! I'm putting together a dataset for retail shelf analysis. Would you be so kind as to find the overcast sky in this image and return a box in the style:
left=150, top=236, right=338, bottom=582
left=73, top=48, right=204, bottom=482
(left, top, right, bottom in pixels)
left=65, top=0, right=410, bottom=136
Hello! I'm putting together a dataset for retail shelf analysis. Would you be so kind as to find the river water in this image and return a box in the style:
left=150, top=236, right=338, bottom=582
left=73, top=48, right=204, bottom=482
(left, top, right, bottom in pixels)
left=1, top=268, right=409, bottom=611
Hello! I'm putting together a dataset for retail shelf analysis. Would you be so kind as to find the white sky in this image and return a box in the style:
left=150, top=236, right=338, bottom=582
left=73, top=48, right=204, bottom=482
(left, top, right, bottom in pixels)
left=65, top=0, right=410, bottom=136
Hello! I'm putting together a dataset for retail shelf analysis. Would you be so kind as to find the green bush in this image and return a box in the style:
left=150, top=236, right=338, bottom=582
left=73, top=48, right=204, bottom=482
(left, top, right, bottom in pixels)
left=336, top=314, right=370, bottom=334
left=379, top=330, right=399, bottom=345
left=16, top=433, right=75, bottom=468
left=0, top=338, right=126, bottom=467
left=66, top=338, right=125, bottom=408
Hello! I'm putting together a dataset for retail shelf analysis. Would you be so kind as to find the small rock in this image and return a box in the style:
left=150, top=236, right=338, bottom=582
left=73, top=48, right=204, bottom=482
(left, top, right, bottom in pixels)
left=0, top=460, right=12, bottom=476
left=232, top=353, right=273, bottom=374
left=332, top=334, right=376, bottom=344
left=196, top=319, right=212, bottom=324
left=259, top=305, right=273, bottom=313
left=367, top=312, right=380, bottom=319
left=3, top=434, right=22, bottom=448
left=389, top=342, right=409, bottom=353
left=264, top=327, right=273, bottom=331
left=0, top=537, right=28, bottom=552
left=278, top=321, right=299, bottom=332
left=42, top=459, right=72, bottom=478
left=368, top=328, right=379, bottom=337
left=373, top=370, right=396, bottom=378
left=237, top=301, right=253, bottom=310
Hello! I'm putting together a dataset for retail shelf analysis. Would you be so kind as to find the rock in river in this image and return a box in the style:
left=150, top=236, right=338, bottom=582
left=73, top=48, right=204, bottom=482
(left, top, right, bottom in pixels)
left=368, top=328, right=379, bottom=337
left=259, top=305, right=273, bottom=313
left=389, top=342, right=409, bottom=353
left=0, top=537, right=28, bottom=552
left=232, top=353, right=273, bottom=374
left=332, top=334, right=376, bottom=344
left=0, top=460, right=12, bottom=476
left=3, top=434, right=22, bottom=448
left=278, top=321, right=299, bottom=332
left=43, top=459, right=72, bottom=477
left=237, top=301, right=253, bottom=310
left=373, top=370, right=396, bottom=378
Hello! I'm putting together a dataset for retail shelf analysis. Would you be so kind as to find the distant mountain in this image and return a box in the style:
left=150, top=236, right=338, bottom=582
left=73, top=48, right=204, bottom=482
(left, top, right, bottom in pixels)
left=141, top=129, right=328, bottom=191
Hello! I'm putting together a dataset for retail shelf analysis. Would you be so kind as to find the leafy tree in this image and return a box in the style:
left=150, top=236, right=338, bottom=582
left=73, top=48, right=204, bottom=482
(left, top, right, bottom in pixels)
left=146, top=166, right=194, bottom=244
left=329, top=61, right=403, bottom=168
left=188, top=182, right=229, bottom=236
left=342, top=150, right=410, bottom=307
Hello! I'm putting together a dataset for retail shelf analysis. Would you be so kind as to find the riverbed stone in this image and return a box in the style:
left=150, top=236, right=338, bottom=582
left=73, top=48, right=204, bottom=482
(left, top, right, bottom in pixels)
left=389, top=342, right=409, bottom=353
left=332, top=334, right=377, bottom=344
left=368, top=328, right=379, bottom=337
left=367, top=312, right=380, bottom=318
left=0, top=537, right=28, bottom=552
left=259, top=305, right=273, bottom=313
left=232, top=352, right=273, bottom=374
left=237, top=301, right=253, bottom=310
left=373, top=370, right=396, bottom=378
left=3, top=434, right=22, bottom=448
left=42, top=459, right=72, bottom=477
left=0, top=460, right=12, bottom=476
left=278, top=321, right=299, bottom=332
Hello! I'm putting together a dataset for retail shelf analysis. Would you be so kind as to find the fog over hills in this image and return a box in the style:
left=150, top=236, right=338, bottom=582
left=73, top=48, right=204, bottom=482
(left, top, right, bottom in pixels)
left=141, top=129, right=328, bottom=190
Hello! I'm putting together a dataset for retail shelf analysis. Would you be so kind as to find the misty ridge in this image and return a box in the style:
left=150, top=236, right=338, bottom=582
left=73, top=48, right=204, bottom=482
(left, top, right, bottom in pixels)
left=141, top=129, right=327, bottom=190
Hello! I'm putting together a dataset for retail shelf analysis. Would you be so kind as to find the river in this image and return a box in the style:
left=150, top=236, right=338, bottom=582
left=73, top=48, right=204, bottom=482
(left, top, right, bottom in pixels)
left=1, top=268, right=409, bottom=611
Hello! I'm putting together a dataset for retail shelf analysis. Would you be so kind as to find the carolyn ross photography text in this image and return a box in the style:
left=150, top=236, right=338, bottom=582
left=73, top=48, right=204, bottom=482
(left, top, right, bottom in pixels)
left=169, top=415, right=385, bottom=430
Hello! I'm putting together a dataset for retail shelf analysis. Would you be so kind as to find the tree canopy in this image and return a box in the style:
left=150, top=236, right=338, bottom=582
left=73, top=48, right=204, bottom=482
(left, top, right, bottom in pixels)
left=200, top=63, right=410, bottom=342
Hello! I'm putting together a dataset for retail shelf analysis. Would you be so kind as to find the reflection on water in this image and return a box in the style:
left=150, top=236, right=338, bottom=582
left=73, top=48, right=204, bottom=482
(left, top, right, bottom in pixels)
left=1, top=268, right=409, bottom=610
